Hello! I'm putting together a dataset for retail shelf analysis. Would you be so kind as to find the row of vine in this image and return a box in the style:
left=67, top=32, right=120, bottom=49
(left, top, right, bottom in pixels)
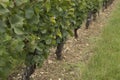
left=0, top=0, right=114, bottom=79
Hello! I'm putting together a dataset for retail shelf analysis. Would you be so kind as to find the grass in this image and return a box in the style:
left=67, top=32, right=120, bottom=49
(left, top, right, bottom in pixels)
left=81, top=1, right=120, bottom=80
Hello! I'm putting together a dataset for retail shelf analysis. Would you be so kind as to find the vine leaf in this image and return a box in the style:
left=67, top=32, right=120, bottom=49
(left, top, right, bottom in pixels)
left=9, top=14, right=24, bottom=35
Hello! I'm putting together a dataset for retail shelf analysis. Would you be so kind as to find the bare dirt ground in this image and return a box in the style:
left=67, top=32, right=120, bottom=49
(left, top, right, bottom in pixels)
left=30, top=1, right=117, bottom=80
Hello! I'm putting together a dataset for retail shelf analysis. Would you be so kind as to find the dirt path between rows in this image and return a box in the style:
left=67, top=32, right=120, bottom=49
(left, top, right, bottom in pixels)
left=31, top=1, right=117, bottom=80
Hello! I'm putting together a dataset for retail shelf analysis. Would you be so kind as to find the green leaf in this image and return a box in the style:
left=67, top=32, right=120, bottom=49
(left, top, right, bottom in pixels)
left=25, top=7, right=34, bottom=19
left=13, top=27, right=24, bottom=35
left=56, top=29, right=62, bottom=38
left=44, top=0, right=51, bottom=12
left=15, top=0, right=28, bottom=6
left=50, top=16, right=56, bottom=24
left=9, top=14, right=24, bottom=28
left=0, top=4, right=9, bottom=15
left=46, top=39, right=52, bottom=45
left=0, top=20, right=7, bottom=33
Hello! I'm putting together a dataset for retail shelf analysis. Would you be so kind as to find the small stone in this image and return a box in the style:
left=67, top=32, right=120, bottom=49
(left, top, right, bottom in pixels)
left=58, top=78, right=61, bottom=80
left=50, top=78, right=52, bottom=80
left=86, top=43, right=89, bottom=46
left=40, top=72, right=44, bottom=74
left=48, top=60, right=53, bottom=64
left=70, top=71, right=74, bottom=75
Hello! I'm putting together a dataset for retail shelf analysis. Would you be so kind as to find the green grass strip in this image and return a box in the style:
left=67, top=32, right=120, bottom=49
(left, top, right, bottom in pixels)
left=82, top=1, right=120, bottom=80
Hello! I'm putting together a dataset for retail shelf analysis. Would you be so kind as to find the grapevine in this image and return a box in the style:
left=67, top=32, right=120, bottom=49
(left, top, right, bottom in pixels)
left=0, top=0, right=114, bottom=79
